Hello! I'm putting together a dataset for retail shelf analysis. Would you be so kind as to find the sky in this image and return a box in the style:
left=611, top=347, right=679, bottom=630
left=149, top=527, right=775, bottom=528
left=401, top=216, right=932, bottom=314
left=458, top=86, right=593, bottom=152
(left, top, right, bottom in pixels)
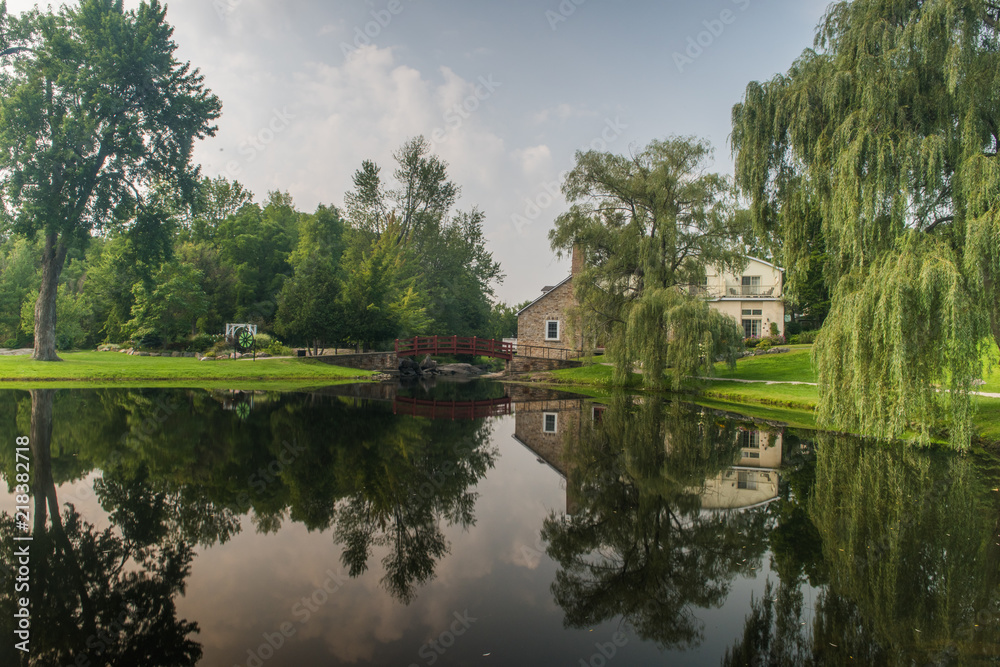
left=7, top=0, right=832, bottom=304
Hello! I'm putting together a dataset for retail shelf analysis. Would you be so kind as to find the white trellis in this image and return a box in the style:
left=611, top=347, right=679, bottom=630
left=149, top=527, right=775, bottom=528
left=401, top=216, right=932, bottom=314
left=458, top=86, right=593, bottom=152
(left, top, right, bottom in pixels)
left=225, top=323, right=257, bottom=338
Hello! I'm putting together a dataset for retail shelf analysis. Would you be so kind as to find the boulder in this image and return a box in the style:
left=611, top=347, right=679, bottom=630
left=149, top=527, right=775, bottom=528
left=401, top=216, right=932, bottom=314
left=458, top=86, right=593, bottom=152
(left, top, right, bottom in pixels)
left=436, top=363, right=485, bottom=376
left=171, top=351, right=181, bottom=357
left=399, top=357, right=422, bottom=377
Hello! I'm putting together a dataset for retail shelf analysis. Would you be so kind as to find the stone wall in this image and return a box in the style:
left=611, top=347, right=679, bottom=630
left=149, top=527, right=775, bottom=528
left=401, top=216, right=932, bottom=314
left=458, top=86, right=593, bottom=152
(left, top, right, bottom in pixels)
left=517, top=278, right=582, bottom=351
left=314, top=352, right=397, bottom=371
left=508, top=357, right=582, bottom=373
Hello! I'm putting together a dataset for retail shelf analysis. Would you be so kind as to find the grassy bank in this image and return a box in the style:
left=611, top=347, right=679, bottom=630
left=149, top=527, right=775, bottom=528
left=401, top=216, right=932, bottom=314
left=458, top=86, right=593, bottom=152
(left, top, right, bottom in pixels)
left=0, top=351, right=375, bottom=386
left=528, top=345, right=1000, bottom=442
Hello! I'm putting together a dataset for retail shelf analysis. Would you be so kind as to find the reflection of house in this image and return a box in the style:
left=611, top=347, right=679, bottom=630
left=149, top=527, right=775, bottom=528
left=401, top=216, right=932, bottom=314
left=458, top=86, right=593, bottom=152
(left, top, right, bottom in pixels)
left=699, top=429, right=783, bottom=510
left=511, top=398, right=589, bottom=514
left=516, top=251, right=786, bottom=352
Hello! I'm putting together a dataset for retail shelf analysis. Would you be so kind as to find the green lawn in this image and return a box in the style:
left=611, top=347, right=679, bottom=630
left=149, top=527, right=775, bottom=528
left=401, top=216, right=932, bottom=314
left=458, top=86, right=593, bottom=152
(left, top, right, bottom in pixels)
left=535, top=345, right=1000, bottom=444
left=0, top=351, right=374, bottom=385
left=713, top=345, right=818, bottom=383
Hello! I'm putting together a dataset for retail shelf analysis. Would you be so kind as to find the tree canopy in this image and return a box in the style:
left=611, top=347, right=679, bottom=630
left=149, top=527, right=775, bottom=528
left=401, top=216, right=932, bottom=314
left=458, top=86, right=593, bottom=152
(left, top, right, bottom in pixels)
left=0, top=0, right=221, bottom=361
left=732, top=0, right=1000, bottom=447
left=549, top=137, right=748, bottom=389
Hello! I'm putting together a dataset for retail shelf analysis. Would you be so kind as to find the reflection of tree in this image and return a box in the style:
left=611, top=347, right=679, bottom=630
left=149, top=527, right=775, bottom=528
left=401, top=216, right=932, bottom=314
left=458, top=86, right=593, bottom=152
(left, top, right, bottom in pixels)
left=542, top=396, right=769, bottom=649
left=0, top=387, right=498, bottom=610
left=724, top=433, right=1000, bottom=666
left=268, top=399, right=496, bottom=603
left=0, top=390, right=202, bottom=666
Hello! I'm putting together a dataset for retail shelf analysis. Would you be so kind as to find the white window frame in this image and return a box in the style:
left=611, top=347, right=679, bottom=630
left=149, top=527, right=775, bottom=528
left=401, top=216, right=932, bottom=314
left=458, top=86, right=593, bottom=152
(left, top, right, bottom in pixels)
left=742, top=319, right=761, bottom=338
left=543, top=412, right=558, bottom=433
left=545, top=320, right=561, bottom=341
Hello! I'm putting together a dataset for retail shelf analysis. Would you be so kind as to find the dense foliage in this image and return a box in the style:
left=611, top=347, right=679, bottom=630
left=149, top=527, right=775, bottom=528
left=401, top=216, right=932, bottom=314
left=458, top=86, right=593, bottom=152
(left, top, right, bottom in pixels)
left=0, top=157, right=508, bottom=352
left=732, top=0, right=1000, bottom=447
left=0, top=3, right=508, bottom=355
left=549, top=137, right=748, bottom=389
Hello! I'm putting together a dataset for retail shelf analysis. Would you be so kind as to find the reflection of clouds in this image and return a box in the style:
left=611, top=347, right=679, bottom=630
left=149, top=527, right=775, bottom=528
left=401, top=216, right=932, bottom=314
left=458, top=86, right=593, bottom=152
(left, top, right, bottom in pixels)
left=179, top=415, right=569, bottom=665
left=0, top=415, right=570, bottom=665
left=0, top=471, right=108, bottom=530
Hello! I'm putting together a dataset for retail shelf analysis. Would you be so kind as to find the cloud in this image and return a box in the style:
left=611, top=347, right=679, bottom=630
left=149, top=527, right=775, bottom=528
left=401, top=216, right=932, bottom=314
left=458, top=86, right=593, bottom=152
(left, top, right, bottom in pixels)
left=531, top=103, right=598, bottom=124
left=512, top=144, right=553, bottom=178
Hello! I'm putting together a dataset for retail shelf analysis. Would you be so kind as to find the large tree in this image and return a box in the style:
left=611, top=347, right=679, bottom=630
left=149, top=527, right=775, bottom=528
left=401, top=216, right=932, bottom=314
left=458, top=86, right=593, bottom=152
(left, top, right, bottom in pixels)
left=732, top=0, right=1000, bottom=447
left=549, top=137, right=748, bottom=389
left=0, top=0, right=220, bottom=360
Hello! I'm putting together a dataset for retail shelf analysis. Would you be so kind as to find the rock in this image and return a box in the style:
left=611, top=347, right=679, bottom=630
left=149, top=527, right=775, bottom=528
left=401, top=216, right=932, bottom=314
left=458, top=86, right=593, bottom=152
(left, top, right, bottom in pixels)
left=419, top=354, right=437, bottom=371
left=436, top=363, right=485, bottom=376
left=399, top=358, right=422, bottom=377
left=185, top=352, right=197, bottom=358
left=171, top=351, right=181, bottom=357
left=138, top=352, right=150, bottom=357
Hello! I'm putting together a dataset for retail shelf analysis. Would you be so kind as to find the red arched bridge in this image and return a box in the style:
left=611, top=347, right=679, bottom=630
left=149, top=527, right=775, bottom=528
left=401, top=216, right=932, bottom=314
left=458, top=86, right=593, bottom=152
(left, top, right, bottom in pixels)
left=395, top=335, right=515, bottom=361
left=393, top=396, right=513, bottom=420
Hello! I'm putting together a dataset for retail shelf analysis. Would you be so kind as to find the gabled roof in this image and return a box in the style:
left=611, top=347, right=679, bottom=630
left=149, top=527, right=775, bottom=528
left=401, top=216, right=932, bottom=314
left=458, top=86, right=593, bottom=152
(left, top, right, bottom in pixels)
left=517, top=274, right=572, bottom=316
left=743, top=256, right=785, bottom=272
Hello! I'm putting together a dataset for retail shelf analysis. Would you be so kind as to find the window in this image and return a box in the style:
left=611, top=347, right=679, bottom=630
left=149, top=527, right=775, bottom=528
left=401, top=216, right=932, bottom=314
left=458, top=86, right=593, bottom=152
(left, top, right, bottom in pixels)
left=737, top=471, right=758, bottom=490
left=543, top=412, right=558, bottom=433
left=742, top=275, right=761, bottom=296
left=739, top=430, right=760, bottom=449
left=742, top=319, right=761, bottom=338
left=592, top=406, right=606, bottom=423
left=545, top=320, right=560, bottom=341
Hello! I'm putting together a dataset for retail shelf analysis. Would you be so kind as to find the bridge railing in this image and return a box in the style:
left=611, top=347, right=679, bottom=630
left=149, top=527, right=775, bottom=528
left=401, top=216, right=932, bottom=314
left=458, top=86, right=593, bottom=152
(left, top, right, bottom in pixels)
left=511, top=344, right=578, bottom=361
left=395, top=335, right=515, bottom=360
left=393, top=396, right=513, bottom=420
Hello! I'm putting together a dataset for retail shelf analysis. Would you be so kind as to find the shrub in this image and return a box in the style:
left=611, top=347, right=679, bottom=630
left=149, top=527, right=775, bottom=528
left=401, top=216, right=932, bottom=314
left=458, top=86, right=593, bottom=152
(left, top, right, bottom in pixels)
left=207, top=339, right=233, bottom=357
left=744, top=337, right=760, bottom=349
left=262, top=336, right=293, bottom=356
left=769, top=322, right=779, bottom=336
left=796, top=330, right=819, bottom=345
left=757, top=339, right=773, bottom=351
left=187, top=333, right=216, bottom=353
left=785, top=321, right=803, bottom=335
left=137, top=332, right=163, bottom=349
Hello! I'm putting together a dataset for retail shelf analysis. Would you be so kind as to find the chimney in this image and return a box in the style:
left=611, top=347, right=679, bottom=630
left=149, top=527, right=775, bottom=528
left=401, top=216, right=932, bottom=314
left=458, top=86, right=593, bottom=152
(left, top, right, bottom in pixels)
left=571, top=244, right=584, bottom=277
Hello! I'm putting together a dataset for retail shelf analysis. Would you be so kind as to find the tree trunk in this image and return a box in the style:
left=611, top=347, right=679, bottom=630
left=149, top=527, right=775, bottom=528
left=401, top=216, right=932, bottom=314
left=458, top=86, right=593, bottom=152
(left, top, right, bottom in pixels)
left=32, top=233, right=68, bottom=362
left=987, top=276, right=1000, bottom=356
left=991, top=308, right=1000, bottom=358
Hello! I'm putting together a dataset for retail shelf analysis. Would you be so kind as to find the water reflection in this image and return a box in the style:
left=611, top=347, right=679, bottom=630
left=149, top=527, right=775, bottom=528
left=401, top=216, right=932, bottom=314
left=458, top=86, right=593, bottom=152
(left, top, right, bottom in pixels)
left=0, top=383, right=997, bottom=665
left=0, top=390, right=205, bottom=666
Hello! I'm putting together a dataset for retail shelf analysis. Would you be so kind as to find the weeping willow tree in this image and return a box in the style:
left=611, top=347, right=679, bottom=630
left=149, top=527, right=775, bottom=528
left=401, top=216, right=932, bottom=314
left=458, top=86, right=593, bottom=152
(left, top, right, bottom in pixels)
left=732, top=0, right=1000, bottom=447
left=549, top=137, right=747, bottom=389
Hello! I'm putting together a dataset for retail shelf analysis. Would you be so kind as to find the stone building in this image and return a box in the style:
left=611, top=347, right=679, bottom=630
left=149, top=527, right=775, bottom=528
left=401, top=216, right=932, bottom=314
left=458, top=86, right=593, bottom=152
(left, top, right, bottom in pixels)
left=516, top=250, right=786, bottom=351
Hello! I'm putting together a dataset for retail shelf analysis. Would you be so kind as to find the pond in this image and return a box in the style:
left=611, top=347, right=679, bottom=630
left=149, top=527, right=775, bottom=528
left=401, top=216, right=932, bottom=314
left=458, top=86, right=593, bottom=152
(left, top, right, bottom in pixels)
left=1, top=381, right=998, bottom=666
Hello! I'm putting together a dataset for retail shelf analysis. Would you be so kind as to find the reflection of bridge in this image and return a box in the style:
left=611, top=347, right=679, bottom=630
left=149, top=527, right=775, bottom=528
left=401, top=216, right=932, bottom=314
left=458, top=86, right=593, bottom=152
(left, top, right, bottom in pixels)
left=393, top=396, right=512, bottom=420
left=395, top=336, right=515, bottom=361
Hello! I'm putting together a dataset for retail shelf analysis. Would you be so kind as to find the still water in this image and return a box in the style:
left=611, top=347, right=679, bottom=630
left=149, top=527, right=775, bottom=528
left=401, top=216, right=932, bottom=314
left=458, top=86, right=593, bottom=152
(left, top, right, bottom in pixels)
left=0, top=381, right=998, bottom=666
